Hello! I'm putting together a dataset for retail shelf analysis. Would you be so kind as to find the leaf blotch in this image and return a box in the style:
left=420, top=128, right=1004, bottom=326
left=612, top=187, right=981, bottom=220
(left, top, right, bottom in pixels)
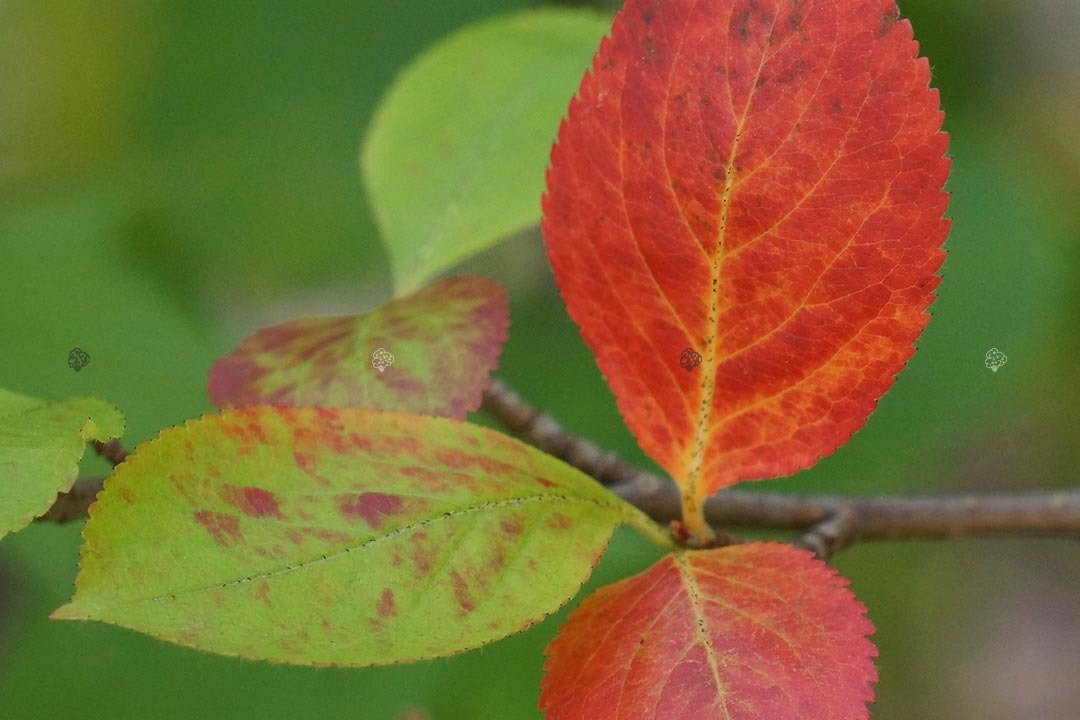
left=547, top=513, right=573, bottom=530
left=411, top=532, right=434, bottom=574
left=734, top=10, right=752, bottom=44
left=449, top=570, right=475, bottom=613
left=377, top=588, right=397, bottom=618
left=433, top=448, right=515, bottom=475
left=193, top=510, right=244, bottom=547
left=500, top=519, right=524, bottom=536
left=221, top=485, right=284, bottom=519
left=400, top=465, right=447, bottom=491
left=255, top=581, right=272, bottom=607
left=338, top=492, right=404, bottom=529
left=879, top=8, right=901, bottom=37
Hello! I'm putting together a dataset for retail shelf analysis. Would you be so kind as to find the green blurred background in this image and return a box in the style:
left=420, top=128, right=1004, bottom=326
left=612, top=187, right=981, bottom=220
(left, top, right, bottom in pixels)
left=1, top=1, right=1077, bottom=718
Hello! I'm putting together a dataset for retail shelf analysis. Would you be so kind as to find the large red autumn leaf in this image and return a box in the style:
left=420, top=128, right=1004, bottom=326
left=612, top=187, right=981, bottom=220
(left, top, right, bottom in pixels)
left=540, top=543, right=877, bottom=719
left=208, top=276, right=508, bottom=419
left=544, top=0, right=950, bottom=507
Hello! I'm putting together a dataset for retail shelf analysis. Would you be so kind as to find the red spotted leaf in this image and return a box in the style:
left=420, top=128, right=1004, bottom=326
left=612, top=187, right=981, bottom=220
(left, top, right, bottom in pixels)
left=543, top=0, right=950, bottom=503
left=53, top=407, right=663, bottom=666
left=208, top=275, right=509, bottom=419
left=540, top=542, right=877, bottom=719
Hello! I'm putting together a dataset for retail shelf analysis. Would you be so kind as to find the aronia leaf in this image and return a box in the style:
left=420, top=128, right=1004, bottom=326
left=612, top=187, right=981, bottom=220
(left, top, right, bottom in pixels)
left=541, top=543, right=877, bottom=720
left=208, top=275, right=508, bottom=419
left=543, top=0, right=951, bottom=504
left=0, top=390, right=125, bottom=539
left=54, top=407, right=663, bottom=666
left=362, top=9, right=611, bottom=293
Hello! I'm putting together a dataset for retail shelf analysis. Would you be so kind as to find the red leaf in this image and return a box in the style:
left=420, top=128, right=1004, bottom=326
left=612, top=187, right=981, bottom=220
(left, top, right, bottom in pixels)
left=208, top=276, right=509, bottom=419
left=543, top=0, right=950, bottom=500
left=540, top=543, right=877, bottom=719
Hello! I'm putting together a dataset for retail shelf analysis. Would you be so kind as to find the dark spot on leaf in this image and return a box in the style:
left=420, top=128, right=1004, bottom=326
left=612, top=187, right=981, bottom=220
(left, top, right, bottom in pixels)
left=255, top=581, right=271, bottom=607
left=348, top=433, right=373, bottom=452
left=221, top=485, right=284, bottom=519
left=500, top=519, right=524, bottom=536
left=338, top=492, right=404, bottom=529
left=379, top=435, right=423, bottom=457
left=400, top=465, right=447, bottom=492
left=734, top=10, right=751, bottom=43
left=535, top=477, right=556, bottom=489
left=193, top=510, right=244, bottom=547
left=411, top=532, right=433, bottom=574
left=294, top=451, right=331, bottom=487
left=879, top=8, right=901, bottom=37
left=433, top=449, right=516, bottom=475
left=377, top=588, right=396, bottom=617
left=831, top=98, right=842, bottom=113
left=547, top=513, right=574, bottom=530
left=319, top=427, right=350, bottom=454
left=449, top=570, right=475, bottom=613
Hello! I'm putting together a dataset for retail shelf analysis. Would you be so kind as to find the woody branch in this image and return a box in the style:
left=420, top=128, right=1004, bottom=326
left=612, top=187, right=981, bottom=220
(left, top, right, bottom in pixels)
left=479, top=379, right=1080, bottom=557
left=37, top=380, right=1080, bottom=559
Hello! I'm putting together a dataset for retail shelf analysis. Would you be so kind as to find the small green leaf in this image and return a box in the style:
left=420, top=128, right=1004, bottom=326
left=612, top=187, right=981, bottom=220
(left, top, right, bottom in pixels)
left=54, top=407, right=663, bottom=666
left=362, top=9, right=610, bottom=293
left=209, top=275, right=509, bottom=418
left=0, top=391, right=125, bottom=539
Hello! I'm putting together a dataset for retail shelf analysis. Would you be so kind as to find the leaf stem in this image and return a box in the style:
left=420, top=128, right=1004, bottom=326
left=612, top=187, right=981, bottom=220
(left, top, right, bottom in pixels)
left=680, top=491, right=718, bottom=548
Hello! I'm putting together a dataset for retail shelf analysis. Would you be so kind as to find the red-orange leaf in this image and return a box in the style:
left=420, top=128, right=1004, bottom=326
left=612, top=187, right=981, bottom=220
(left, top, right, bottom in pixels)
left=543, top=0, right=950, bottom=504
left=540, top=542, right=877, bottom=719
left=208, top=276, right=508, bottom=419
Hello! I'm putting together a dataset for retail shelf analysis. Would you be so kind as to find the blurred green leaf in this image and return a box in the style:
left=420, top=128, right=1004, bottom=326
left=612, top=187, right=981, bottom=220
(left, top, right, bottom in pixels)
left=362, top=9, right=609, bottom=293
left=0, top=392, right=124, bottom=539
left=0, top=3, right=158, bottom=191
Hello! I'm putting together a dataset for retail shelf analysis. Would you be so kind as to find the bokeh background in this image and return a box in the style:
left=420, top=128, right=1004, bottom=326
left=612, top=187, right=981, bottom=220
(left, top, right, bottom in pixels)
left=1, top=0, right=1077, bottom=718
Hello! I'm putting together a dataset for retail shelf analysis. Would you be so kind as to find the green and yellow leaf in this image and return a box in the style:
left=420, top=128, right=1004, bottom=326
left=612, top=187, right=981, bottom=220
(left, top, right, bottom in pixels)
left=54, top=407, right=663, bottom=666
left=0, top=390, right=125, bottom=539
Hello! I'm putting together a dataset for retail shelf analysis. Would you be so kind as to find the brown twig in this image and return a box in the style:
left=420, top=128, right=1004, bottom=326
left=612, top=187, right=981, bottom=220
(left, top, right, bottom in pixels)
left=92, top=439, right=129, bottom=467
left=36, top=476, right=105, bottom=524
left=482, top=379, right=1080, bottom=554
left=481, top=379, right=640, bottom=485
left=36, top=381, right=1080, bottom=555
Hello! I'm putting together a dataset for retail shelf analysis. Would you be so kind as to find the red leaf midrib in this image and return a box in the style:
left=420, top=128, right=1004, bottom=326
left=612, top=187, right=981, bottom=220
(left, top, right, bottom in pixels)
left=682, top=6, right=782, bottom=508
left=673, top=553, right=733, bottom=719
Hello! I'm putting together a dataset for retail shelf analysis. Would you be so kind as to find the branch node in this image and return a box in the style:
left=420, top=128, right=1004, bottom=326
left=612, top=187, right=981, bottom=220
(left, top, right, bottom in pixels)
left=795, top=509, right=855, bottom=560
left=92, top=439, right=129, bottom=467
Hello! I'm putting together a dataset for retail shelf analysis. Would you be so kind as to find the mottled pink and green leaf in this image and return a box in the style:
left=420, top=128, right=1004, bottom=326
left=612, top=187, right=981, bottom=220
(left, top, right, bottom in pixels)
left=54, top=406, right=662, bottom=666
left=0, top=389, right=125, bottom=538
left=208, top=276, right=509, bottom=419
